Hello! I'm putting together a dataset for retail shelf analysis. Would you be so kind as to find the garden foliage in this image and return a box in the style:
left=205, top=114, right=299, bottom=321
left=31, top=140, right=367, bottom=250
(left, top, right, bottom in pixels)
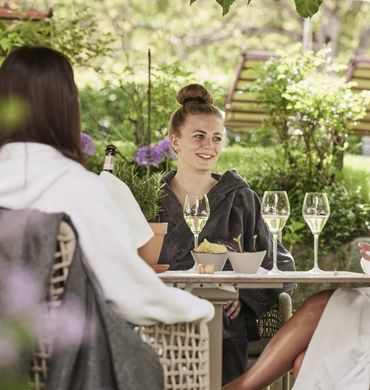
left=252, top=48, right=370, bottom=184
left=79, top=63, right=225, bottom=148
left=190, top=0, right=323, bottom=18
left=0, top=3, right=112, bottom=66
left=232, top=49, right=370, bottom=251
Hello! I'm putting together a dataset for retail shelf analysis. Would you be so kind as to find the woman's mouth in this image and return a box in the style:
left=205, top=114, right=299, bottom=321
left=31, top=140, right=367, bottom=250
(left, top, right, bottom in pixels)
left=196, top=153, right=213, bottom=160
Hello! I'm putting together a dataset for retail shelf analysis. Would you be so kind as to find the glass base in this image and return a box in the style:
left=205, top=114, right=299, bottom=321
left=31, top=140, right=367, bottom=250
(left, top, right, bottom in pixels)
left=268, top=267, right=284, bottom=275
left=308, top=266, right=326, bottom=274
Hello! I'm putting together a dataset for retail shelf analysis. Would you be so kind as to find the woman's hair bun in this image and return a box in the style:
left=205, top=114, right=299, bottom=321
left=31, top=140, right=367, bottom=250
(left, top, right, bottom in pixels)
left=177, top=84, right=213, bottom=106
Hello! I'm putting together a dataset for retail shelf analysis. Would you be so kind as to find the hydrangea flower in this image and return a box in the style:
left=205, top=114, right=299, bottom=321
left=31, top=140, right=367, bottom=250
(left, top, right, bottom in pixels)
left=135, top=137, right=176, bottom=167
left=80, top=131, right=96, bottom=157
left=135, top=144, right=165, bottom=167
left=156, top=138, right=176, bottom=160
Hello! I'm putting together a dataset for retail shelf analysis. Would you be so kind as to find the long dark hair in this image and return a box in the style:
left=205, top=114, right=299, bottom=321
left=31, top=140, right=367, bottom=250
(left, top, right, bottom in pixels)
left=0, top=46, right=85, bottom=165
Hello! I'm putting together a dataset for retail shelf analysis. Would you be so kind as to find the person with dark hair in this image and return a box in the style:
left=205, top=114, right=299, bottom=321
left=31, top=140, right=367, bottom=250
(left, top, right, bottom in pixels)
left=0, top=47, right=214, bottom=325
left=223, top=242, right=370, bottom=390
left=158, top=83, right=295, bottom=384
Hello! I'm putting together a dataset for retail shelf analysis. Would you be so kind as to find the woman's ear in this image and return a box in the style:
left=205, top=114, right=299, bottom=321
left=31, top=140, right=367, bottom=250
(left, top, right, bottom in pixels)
left=170, top=134, right=179, bottom=154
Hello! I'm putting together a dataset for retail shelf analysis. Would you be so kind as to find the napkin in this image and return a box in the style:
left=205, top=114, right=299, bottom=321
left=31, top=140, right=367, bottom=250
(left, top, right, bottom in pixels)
left=360, top=256, right=370, bottom=275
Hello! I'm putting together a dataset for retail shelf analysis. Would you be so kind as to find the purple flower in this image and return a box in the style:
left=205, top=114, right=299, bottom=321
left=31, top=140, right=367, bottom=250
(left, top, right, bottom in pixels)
left=80, top=131, right=96, bottom=157
left=1, top=265, right=43, bottom=333
left=44, top=297, right=90, bottom=348
left=156, top=138, right=176, bottom=160
left=0, top=266, right=91, bottom=369
left=135, top=145, right=165, bottom=167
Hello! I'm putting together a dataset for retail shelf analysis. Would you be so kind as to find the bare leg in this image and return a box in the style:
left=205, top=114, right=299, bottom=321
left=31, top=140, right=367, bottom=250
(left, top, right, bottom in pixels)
left=223, top=290, right=334, bottom=390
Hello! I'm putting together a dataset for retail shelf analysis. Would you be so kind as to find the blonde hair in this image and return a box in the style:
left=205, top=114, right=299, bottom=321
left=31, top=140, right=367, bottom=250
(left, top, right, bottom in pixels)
left=168, top=84, right=223, bottom=137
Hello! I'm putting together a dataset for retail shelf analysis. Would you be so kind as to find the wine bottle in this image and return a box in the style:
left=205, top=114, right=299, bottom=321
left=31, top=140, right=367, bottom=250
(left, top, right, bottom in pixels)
left=102, top=144, right=117, bottom=173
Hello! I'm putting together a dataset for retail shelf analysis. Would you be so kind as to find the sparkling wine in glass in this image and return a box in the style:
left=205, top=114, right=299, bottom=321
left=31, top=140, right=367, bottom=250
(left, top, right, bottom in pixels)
left=261, top=191, right=290, bottom=274
left=302, top=192, right=330, bottom=273
left=183, top=193, right=210, bottom=251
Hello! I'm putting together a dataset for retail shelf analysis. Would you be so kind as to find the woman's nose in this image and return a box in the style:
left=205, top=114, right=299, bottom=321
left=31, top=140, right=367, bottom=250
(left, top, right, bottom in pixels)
left=201, top=137, right=212, bottom=147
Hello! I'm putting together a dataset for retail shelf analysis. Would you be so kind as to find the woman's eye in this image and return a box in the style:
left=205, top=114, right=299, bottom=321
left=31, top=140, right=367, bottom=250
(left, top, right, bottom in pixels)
left=214, top=137, right=222, bottom=142
left=194, top=134, right=204, bottom=139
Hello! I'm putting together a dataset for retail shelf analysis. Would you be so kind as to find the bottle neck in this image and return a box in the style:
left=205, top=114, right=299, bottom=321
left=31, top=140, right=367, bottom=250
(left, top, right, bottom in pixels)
left=103, top=154, right=116, bottom=173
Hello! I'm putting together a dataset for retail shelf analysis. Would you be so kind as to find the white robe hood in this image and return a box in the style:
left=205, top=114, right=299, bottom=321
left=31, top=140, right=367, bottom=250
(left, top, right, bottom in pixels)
left=0, top=142, right=74, bottom=209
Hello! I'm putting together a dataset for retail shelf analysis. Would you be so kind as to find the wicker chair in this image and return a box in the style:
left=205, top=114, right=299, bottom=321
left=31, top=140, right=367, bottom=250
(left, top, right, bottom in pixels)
left=248, top=292, right=292, bottom=390
left=30, top=220, right=210, bottom=390
left=30, top=220, right=76, bottom=389
left=133, top=321, right=210, bottom=390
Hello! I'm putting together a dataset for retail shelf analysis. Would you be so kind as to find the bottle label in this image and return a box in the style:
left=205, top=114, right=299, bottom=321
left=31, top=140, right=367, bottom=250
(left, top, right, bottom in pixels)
left=103, top=155, right=115, bottom=171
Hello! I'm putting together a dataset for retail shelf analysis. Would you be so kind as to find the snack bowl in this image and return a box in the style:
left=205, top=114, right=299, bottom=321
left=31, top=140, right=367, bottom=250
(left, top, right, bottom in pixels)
left=227, top=250, right=266, bottom=274
left=151, top=264, right=170, bottom=273
left=191, top=251, right=228, bottom=272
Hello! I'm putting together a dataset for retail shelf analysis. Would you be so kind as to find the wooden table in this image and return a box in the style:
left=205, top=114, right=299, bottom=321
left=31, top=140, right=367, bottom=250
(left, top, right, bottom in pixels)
left=160, top=270, right=370, bottom=390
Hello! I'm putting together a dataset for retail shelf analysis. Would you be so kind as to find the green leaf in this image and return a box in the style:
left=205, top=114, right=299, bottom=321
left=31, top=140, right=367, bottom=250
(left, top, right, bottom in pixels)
left=190, top=0, right=234, bottom=15
left=294, top=0, right=323, bottom=18
left=216, top=0, right=235, bottom=15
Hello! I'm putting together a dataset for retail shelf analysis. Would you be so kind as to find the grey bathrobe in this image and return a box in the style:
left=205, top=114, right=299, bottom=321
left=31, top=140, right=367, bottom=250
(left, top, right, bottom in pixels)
left=0, top=208, right=163, bottom=390
left=158, top=170, right=295, bottom=384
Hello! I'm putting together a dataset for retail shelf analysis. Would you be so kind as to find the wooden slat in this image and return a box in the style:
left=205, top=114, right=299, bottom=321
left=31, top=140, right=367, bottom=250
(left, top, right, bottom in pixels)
left=226, top=112, right=265, bottom=121
left=226, top=52, right=370, bottom=136
left=0, top=6, right=52, bottom=20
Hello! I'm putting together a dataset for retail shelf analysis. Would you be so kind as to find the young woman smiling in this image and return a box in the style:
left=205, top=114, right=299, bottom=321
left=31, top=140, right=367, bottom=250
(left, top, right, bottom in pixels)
left=158, top=84, right=295, bottom=384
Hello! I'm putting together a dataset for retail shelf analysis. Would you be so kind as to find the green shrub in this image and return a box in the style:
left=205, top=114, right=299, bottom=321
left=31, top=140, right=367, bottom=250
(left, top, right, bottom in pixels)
left=251, top=48, right=370, bottom=185
left=216, top=145, right=370, bottom=251
left=80, top=63, right=195, bottom=145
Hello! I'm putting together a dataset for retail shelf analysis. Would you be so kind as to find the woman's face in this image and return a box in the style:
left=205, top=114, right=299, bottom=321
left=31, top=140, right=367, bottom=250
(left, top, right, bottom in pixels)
left=171, top=114, right=224, bottom=172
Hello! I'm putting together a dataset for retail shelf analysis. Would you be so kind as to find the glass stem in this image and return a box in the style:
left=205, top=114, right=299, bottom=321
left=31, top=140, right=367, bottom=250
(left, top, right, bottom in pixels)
left=272, top=233, right=278, bottom=272
left=313, top=233, right=320, bottom=270
left=194, top=233, right=199, bottom=251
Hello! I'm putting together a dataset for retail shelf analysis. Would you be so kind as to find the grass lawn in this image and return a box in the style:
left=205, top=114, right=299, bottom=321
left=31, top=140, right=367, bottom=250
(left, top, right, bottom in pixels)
left=342, top=154, right=370, bottom=200
left=216, top=145, right=370, bottom=200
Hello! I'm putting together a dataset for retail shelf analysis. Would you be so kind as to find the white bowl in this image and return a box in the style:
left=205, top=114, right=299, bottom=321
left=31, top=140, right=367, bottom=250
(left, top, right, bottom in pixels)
left=191, top=251, right=228, bottom=271
left=227, top=250, right=266, bottom=274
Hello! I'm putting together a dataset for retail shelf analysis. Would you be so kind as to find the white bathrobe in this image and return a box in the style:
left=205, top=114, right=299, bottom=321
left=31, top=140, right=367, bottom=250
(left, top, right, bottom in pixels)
left=0, top=142, right=214, bottom=325
left=293, top=259, right=370, bottom=390
left=99, top=170, right=153, bottom=249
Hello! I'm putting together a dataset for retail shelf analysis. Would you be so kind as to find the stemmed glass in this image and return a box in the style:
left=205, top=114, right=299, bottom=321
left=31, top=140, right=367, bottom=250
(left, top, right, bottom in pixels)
left=302, top=192, right=330, bottom=273
left=261, top=191, right=290, bottom=274
left=183, top=193, right=210, bottom=251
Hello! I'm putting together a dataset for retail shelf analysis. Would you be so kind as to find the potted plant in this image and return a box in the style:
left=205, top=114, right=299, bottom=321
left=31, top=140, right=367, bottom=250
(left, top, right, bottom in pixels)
left=114, top=158, right=168, bottom=266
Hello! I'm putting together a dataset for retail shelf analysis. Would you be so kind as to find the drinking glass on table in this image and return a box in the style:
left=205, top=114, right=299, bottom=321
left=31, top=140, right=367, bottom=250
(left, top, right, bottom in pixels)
left=261, top=191, right=290, bottom=274
left=183, top=193, right=210, bottom=251
left=302, top=192, right=330, bottom=273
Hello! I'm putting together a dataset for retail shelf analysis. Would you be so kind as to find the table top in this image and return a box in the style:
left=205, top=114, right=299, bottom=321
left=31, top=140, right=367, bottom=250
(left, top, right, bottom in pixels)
left=159, top=270, right=370, bottom=285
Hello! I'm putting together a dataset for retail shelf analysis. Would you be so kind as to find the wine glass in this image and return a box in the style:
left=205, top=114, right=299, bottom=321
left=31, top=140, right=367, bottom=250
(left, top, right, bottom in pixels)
left=302, top=192, right=330, bottom=273
left=183, top=193, right=210, bottom=251
left=261, top=191, right=290, bottom=274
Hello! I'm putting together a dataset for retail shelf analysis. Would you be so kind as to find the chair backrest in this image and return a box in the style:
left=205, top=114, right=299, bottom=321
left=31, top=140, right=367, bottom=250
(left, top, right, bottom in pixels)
left=346, top=56, right=370, bottom=136
left=133, top=321, right=210, bottom=390
left=248, top=292, right=292, bottom=390
left=29, top=220, right=210, bottom=390
left=257, top=292, right=292, bottom=338
left=225, top=51, right=276, bottom=132
left=30, top=220, right=76, bottom=389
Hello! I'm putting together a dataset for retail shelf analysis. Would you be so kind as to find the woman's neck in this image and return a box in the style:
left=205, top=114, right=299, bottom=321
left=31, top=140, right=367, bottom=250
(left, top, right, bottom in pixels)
left=171, top=166, right=217, bottom=205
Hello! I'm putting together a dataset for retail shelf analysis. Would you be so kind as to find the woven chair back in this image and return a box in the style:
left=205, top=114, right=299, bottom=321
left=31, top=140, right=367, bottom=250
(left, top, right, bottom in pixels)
left=29, top=221, right=76, bottom=389
left=134, top=321, right=210, bottom=390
